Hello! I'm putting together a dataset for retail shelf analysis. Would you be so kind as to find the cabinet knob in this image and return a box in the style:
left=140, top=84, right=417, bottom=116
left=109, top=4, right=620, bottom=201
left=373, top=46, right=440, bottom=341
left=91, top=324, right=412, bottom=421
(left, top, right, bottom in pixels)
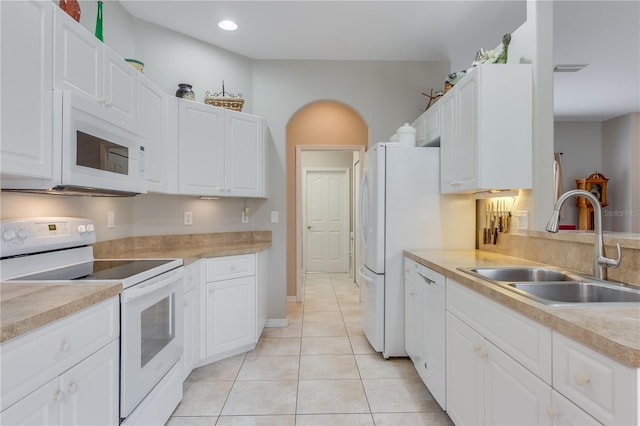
left=104, top=100, right=113, bottom=107
left=226, top=188, right=231, bottom=193
left=472, top=344, right=482, bottom=353
left=54, top=391, right=64, bottom=403
left=209, top=288, right=215, bottom=294
left=546, top=407, right=559, bottom=419
left=59, top=340, right=71, bottom=352
left=98, top=97, right=106, bottom=105
left=573, top=373, right=591, bottom=387
left=230, top=264, right=237, bottom=271
left=68, top=383, right=78, bottom=394
left=479, top=351, right=488, bottom=359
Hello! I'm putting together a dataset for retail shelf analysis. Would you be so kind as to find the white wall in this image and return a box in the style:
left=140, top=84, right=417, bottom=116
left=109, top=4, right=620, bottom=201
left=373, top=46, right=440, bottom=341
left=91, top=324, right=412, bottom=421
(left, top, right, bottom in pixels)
left=554, top=121, right=603, bottom=226
left=252, top=59, right=449, bottom=317
left=132, top=19, right=254, bottom=112
left=77, top=0, right=135, bottom=59
left=602, top=113, right=640, bottom=232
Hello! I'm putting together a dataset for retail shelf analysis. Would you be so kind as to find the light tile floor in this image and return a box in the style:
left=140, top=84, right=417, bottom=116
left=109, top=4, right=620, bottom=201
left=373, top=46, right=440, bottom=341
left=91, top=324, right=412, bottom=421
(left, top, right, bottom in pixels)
left=167, top=273, right=453, bottom=426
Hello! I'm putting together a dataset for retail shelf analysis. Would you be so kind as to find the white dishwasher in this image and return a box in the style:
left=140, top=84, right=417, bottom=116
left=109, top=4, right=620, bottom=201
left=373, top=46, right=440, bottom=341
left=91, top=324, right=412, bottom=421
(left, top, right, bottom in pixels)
left=413, top=261, right=446, bottom=410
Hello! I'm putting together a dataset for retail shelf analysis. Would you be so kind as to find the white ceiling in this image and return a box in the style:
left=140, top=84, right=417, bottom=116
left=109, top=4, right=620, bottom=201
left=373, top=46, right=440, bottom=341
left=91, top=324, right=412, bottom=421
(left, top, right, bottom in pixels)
left=121, top=0, right=639, bottom=122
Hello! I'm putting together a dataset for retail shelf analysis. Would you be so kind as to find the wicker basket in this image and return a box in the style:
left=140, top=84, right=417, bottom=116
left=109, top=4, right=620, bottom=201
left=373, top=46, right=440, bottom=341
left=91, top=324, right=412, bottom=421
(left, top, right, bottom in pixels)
left=203, top=96, right=244, bottom=111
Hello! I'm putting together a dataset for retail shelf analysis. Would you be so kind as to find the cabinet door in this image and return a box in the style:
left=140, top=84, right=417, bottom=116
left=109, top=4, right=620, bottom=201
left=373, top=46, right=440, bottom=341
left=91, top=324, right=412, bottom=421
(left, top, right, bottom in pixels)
left=178, top=101, right=225, bottom=195
left=484, top=339, right=552, bottom=426
left=454, top=75, right=478, bottom=191
left=439, top=93, right=457, bottom=193
left=205, top=276, right=256, bottom=357
left=182, top=287, right=198, bottom=381
left=0, top=377, right=59, bottom=426
left=139, top=76, right=170, bottom=193
left=225, top=110, right=264, bottom=197
left=102, top=46, right=137, bottom=130
left=1, top=0, right=53, bottom=179
left=446, top=312, right=484, bottom=426
left=53, top=7, right=102, bottom=100
left=60, top=339, right=119, bottom=426
left=551, top=390, right=602, bottom=426
left=421, top=276, right=446, bottom=409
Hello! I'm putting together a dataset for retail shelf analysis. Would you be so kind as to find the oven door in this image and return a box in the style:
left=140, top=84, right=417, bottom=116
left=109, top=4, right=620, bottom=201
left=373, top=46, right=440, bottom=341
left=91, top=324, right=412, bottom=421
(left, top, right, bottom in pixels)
left=120, top=266, right=184, bottom=418
left=62, top=91, right=146, bottom=194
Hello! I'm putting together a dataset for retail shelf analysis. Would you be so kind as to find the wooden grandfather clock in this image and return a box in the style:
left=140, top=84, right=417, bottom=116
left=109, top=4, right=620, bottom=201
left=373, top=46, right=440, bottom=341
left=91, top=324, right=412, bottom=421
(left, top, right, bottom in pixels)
left=575, top=172, right=609, bottom=230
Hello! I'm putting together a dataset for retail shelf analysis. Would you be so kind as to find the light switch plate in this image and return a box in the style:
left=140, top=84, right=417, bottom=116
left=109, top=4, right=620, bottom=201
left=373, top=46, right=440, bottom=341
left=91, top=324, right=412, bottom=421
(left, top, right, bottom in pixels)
left=271, top=211, right=279, bottom=223
left=514, top=211, right=528, bottom=230
left=107, top=211, right=115, bottom=229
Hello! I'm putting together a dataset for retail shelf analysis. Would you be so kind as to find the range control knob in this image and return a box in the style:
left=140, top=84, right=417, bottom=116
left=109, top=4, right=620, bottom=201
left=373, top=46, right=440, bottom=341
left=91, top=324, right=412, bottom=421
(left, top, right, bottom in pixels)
left=77, top=224, right=87, bottom=233
left=2, top=229, right=16, bottom=241
left=86, top=224, right=95, bottom=233
left=17, top=228, right=30, bottom=239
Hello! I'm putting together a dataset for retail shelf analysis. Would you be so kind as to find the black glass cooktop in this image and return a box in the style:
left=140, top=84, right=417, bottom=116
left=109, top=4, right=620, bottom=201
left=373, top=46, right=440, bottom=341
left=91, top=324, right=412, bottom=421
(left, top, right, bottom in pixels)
left=13, top=259, right=174, bottom=281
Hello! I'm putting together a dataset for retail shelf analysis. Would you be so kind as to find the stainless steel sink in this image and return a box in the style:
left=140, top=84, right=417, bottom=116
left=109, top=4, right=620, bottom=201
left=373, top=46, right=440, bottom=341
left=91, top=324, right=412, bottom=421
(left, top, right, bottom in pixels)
left=462, top=267, right=578, bottom=283
left=508, top=282, right=640, bottom=305
left=458, top=266, right=640, bottom=305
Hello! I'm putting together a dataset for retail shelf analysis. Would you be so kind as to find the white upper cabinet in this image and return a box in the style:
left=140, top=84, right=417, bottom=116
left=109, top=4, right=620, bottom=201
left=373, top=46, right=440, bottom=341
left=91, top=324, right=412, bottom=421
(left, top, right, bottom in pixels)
left=225, top=110, right=265, bottom=197
left=0, top=0, right=54, bottom=180
left=53, top=7, right=137, bottom=131
left=440, top=64, right=532, bottom=194
left=412, top=102, right=441, bottom=147
left=138, top=76, right=177, bottom=193
left=178, top=101, right=226, bottom=196
left=178, top=100, right=266, bottom=198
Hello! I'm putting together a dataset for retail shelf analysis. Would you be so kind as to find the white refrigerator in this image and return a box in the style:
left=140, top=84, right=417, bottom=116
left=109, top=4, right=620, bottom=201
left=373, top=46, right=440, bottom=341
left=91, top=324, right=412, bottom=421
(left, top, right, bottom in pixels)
left=358, top=143, right=475, bottom=358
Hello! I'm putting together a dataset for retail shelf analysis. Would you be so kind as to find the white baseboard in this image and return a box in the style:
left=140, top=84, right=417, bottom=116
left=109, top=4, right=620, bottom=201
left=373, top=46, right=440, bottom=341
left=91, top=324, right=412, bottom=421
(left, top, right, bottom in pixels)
left=265, top=318, right=288, bottom=328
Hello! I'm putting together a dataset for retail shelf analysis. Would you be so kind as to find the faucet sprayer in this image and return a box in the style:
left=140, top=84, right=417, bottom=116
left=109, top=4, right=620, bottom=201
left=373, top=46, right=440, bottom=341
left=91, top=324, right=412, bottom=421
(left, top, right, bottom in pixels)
left=546, top=189, right=621, bottom=280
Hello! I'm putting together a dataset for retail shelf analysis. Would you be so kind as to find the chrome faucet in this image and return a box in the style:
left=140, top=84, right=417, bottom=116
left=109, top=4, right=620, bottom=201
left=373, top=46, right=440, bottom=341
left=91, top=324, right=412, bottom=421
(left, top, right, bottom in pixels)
left=545, top=189, right=621, bottom=280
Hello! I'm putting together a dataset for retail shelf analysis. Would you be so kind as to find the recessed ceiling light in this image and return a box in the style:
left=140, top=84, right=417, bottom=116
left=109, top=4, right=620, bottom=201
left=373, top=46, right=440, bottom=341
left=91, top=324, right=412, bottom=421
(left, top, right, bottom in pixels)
left=218, top=20, right=238, bottom=31
left=553, top=64, right=588, bottom=73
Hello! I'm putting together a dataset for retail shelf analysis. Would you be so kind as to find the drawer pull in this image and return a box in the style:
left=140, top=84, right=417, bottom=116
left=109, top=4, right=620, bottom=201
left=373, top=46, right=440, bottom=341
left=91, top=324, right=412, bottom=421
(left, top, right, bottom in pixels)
left=54, top=391, right=64, bottom=403
left=479, top=350, right=488, bottom=359
left=472, top=344, right=482, bottom=353
left=573, top=373, right=591, bottom=387
left=68, top=383, right=78, bottom=394
left=230, top=264, right=237, bottom=271
left=59, top=340, right=71, bottom=353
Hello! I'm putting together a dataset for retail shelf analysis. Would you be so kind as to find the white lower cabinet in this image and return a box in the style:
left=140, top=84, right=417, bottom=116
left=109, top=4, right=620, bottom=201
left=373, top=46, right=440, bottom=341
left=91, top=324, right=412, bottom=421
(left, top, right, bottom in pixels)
left=0, top=297, right=119, bottom=425
left=200, top=253, right=264, bottom=362
left=551, top=390, right=602, bottom=426
left=181, top=260, right=201, bottom=380
left=447, top=312, right=552, bottom=426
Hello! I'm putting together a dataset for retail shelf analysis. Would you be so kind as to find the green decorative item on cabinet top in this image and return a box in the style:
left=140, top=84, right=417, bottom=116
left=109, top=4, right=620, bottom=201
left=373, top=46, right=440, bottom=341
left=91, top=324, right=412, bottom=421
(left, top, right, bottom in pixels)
left=95, top=0, right=103, bottom=42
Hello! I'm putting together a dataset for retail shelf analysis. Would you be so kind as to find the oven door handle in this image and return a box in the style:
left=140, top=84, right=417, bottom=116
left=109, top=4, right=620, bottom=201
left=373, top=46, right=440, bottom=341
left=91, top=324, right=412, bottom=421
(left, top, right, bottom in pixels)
left=121, top=269, right=182, bottom=302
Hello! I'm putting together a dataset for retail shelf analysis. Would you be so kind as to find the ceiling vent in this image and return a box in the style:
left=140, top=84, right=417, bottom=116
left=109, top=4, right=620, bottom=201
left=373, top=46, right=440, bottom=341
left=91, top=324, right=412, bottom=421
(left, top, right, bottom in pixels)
left=553, top=64, right=588, bottom=72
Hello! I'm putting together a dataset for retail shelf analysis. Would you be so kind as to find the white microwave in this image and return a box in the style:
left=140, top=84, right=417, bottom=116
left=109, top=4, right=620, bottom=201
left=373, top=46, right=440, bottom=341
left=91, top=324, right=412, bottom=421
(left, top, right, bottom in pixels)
left=3, top=90, right=146, bottom=196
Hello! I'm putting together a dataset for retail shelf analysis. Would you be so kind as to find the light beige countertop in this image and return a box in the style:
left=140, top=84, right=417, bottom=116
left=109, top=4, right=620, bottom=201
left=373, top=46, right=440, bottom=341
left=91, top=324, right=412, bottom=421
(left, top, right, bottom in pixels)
left=0, top=282, right=122, bottom=344
left=1, top=232, right=271, bottom=343
left=404, top=249, right=640, bottom=368
left=97, top=241, right=272, bottom=265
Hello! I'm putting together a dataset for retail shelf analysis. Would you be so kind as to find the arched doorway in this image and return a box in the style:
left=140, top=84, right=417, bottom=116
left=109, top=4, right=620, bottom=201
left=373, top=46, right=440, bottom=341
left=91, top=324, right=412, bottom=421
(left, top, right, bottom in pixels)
left=286, top=100, right=368, bottom=301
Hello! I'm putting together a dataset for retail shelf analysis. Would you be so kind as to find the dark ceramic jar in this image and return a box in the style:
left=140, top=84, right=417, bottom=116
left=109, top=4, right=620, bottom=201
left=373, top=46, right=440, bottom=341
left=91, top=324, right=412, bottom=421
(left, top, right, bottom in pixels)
left=175, top=83, right=195, bottom=100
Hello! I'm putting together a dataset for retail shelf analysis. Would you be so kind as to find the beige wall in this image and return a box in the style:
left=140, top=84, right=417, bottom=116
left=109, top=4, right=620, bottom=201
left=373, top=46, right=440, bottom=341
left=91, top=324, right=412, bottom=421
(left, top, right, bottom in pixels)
left=286, top=101, right=368, bottom=297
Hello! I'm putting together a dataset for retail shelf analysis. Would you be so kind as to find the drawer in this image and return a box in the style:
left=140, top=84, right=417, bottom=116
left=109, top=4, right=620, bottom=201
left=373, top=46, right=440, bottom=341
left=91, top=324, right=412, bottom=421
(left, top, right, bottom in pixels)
left=0, top=296, right=119, bottom=411
left=446, top=279, right=552, bottom=384
left=206, top=254, right=256, bottom=282
left=553, top=332, right=638, bottom=425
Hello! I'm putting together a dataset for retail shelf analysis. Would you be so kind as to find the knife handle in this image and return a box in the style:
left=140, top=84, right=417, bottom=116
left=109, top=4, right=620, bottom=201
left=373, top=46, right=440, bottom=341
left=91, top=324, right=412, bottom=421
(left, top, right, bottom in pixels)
left=493, top=228, right=498, bottom=244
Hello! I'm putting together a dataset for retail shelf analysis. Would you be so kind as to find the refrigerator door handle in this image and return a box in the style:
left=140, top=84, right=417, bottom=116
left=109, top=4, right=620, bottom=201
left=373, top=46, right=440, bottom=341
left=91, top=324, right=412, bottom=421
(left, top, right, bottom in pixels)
left=358, top=170, right=369, bottom=248
left=359, top=266, right=374, bottom=285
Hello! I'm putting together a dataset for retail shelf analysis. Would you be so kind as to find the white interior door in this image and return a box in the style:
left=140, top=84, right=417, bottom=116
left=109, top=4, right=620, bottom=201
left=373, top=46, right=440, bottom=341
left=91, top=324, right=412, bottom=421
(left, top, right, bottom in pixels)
left=304, top=168, right=350, bottom=273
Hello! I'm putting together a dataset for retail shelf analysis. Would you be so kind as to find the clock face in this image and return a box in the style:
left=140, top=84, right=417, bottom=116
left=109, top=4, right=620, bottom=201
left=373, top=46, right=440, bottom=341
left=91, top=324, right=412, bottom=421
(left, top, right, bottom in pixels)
left=590, top=183, right=602, bottom=201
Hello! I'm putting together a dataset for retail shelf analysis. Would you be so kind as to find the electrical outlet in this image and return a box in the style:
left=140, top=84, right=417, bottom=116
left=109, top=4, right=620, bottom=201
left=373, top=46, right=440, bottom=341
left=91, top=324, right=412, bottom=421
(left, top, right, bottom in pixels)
left=515, top=211, right=528, bottom=230
left=107, top=211, right=115, bottom=228
left=271, top=211, right=279, bottom=223
left=241, top=210, right=249, bottom=223
left=184, top=211, right=193, bottom=226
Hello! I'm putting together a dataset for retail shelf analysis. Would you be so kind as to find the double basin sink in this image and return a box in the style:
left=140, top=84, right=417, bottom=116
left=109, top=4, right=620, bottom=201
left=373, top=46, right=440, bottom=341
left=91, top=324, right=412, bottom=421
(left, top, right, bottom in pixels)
left=458, top=266, right=640, bottom=306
